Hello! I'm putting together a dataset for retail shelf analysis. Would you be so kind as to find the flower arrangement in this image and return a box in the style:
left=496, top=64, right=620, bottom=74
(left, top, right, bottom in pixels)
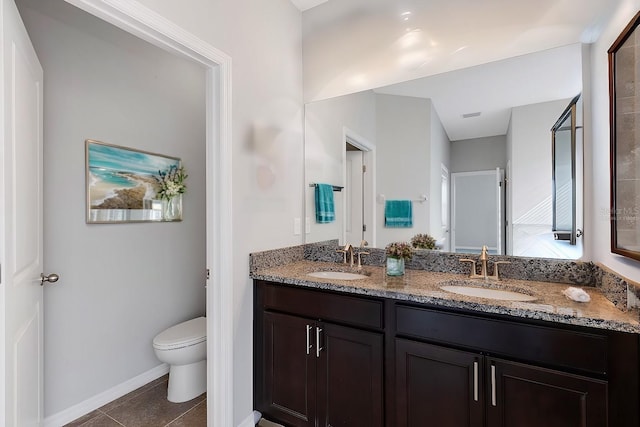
left=155, top=165, right=187, bottom=201
left=386, top=241, right=413, bottom=260
left=411, top=233, right=436, bottom=250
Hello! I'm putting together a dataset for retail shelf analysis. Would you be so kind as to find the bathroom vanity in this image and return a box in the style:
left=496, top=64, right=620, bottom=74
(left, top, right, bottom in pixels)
left=251, top=255, right=640, bottom=427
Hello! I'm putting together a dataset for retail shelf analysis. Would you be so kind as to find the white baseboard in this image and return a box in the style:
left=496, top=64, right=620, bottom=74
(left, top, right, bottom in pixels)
left=43, top=363, right=169, bottom=427
left=237, top=410, right=262, bottom=427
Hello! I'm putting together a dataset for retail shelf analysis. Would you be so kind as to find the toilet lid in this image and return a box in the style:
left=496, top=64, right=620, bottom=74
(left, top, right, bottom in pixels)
left=153, top=317, right=206, bottom=350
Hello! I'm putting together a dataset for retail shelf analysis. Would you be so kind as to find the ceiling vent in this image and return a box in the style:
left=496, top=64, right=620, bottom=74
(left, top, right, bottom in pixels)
left=462, top=112, right=482, bottom=118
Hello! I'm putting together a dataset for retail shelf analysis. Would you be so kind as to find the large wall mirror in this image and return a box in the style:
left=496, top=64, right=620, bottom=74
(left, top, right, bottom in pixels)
left=304, top=43, right=585, bottom=260
left=551, top=95, right=582, bottom=246
left=609, top=11, right=640, bottom=261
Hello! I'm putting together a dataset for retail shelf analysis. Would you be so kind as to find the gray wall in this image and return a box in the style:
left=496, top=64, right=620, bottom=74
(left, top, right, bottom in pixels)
left=450, top=135, right=506, bottom=173
left=376, top=94, right=431, bottom=247
left=17, top=0, right=207, bottom=416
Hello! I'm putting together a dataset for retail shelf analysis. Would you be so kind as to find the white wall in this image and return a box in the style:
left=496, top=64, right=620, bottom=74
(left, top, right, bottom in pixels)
left=376, top=94, right=430, bottom=247
left=510, top=99, right=570, bottom=224
left=590, top=0, right=640, bottom=281
left=450, top=135, right=506, bottom=173
left=130, top=0, right=305, bottom=424
left=304, top=90, right=376, bottom=243
left=16, top=0, right=207, bottom=416
left=19, top=0, right=304, bottom=423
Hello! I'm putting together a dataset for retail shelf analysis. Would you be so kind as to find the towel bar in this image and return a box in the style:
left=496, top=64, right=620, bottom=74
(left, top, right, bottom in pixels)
left=377, top=194, right=427, bottom=204
left=309, top=183, right=343, bottom=192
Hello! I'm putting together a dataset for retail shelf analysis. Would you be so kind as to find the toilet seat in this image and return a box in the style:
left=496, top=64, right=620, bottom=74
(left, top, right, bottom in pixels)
left=153, top=316, right=206, bottom=350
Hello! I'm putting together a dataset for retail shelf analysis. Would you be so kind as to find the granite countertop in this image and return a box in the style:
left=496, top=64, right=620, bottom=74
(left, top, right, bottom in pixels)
left=251, top=260, right=640, bottom=334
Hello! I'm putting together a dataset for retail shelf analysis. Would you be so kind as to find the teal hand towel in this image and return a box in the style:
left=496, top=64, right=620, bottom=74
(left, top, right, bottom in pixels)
left=315, top=184, right=335, bottom=223
left=385, top=200, right=413, bottom=228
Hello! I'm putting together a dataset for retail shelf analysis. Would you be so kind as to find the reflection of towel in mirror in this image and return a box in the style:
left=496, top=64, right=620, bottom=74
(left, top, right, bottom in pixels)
left=385, top=200, right=413, bottom=228
left=315, top=184, right=335, bottom=223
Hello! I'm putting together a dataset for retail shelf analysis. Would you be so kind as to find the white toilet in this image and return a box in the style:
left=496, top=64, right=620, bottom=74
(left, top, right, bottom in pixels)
left=153, top=316, right=207, bottom=403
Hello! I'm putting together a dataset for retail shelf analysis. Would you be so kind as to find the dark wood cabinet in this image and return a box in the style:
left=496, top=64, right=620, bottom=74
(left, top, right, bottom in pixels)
left=395, top=338, right=608, bottom=427
left=317, top=322, right=384, bottom=427
left=486, top=357, right=607, bottom=427
left=262, top=311, right=316, bottom=427
left=254, top=280, right=640, bottom=427
left=395, top=339, right=484, bottom=427
left=255, top=281, right=384, bottom=427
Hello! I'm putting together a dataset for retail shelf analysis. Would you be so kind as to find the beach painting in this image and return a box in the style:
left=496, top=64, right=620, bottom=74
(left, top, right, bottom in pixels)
left=86, top=140, right=181, bottom=223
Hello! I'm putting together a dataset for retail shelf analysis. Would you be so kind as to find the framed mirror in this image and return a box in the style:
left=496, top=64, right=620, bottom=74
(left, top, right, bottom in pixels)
left=551, top=95, right=580, bottom=246
left=609, top=11, right=640, bottom=261
left=304, top=44, right=585, bottom=260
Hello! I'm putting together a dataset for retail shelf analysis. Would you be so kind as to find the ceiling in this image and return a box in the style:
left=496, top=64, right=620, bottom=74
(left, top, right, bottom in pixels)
left=375, top=43, right=582, bottom=141
left=290, top=0, right=327, bottom=12
left=295, top=0, right=620, bottom=140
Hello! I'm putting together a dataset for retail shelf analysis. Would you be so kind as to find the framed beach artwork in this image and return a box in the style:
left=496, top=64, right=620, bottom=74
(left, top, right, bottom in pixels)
left=86, top=140, right=183, bottom=223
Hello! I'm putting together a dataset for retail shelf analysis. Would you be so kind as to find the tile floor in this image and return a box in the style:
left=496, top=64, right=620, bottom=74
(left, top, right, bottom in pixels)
left=65, top=375, right=206, bottom=427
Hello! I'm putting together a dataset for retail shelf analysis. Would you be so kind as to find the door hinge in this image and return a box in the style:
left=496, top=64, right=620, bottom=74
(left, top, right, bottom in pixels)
left=362, top=165, right=367, bottom=173
left=363, top=224, right=367, bottom=232
left=206, top=269, right=210, bottom=280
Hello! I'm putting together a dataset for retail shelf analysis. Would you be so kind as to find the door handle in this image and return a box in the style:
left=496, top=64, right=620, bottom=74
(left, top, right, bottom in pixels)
left=40, top=273, right=59, bottom=286
left=306, top=325, right=312, bottom=355
left=316, top=327, right=323, bottom=358
left=491, top=363, right=497, bottom=407
left=473, top=360, right=479, bottom=402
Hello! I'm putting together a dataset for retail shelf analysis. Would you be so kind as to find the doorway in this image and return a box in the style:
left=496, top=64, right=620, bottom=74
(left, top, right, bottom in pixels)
left=343, top=128, right=375, bottom=247
left=451, top=168, right=505, bottom=254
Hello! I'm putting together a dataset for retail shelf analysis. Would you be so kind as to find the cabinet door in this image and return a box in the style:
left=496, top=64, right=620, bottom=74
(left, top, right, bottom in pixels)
left=262, top=312, right=316, bottom=427
left=395, top=339, right=484, bottom=427
left=486, top=358, right=608, bottom=427
left=317, top=323, right=384, bottom=427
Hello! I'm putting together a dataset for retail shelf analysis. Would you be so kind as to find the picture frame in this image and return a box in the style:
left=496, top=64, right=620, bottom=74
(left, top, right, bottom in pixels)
left=609, top=11, right=640, bottom=261
left=85, top=139, right=182, bottom=223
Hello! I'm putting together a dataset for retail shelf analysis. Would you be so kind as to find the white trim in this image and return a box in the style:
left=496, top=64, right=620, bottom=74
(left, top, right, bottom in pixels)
left=342, top=126, right=376, bottom=246
left=0, top=1, right=8, bottom=423
left=43, top=364, right=169, bottom=427
left=61, top=2, right=234, bottom=426
left=238, top=410, right=263, bottom=427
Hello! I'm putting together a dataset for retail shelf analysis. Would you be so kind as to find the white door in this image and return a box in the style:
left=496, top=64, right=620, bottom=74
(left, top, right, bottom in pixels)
left=451, top=169, right=504, bottom=254
left=1, top=0, right=45, bottom=425
left=345, top=150, right=364, bottom=245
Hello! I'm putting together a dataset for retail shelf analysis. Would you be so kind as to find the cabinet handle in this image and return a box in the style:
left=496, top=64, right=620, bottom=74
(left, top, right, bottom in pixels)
left=491, top=364, right=497, bottom=407
left=316, top=327, right=323, bottom=358
left=473, top=361, right=479, bottom=402
left=306, top=324, right=312, bottom=355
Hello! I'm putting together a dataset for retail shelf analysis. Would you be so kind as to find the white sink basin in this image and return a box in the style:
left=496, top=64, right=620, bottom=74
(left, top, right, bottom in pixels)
left=307, top=271, right=368, bottom=280
left=440, top=285, right=537, bottom=302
